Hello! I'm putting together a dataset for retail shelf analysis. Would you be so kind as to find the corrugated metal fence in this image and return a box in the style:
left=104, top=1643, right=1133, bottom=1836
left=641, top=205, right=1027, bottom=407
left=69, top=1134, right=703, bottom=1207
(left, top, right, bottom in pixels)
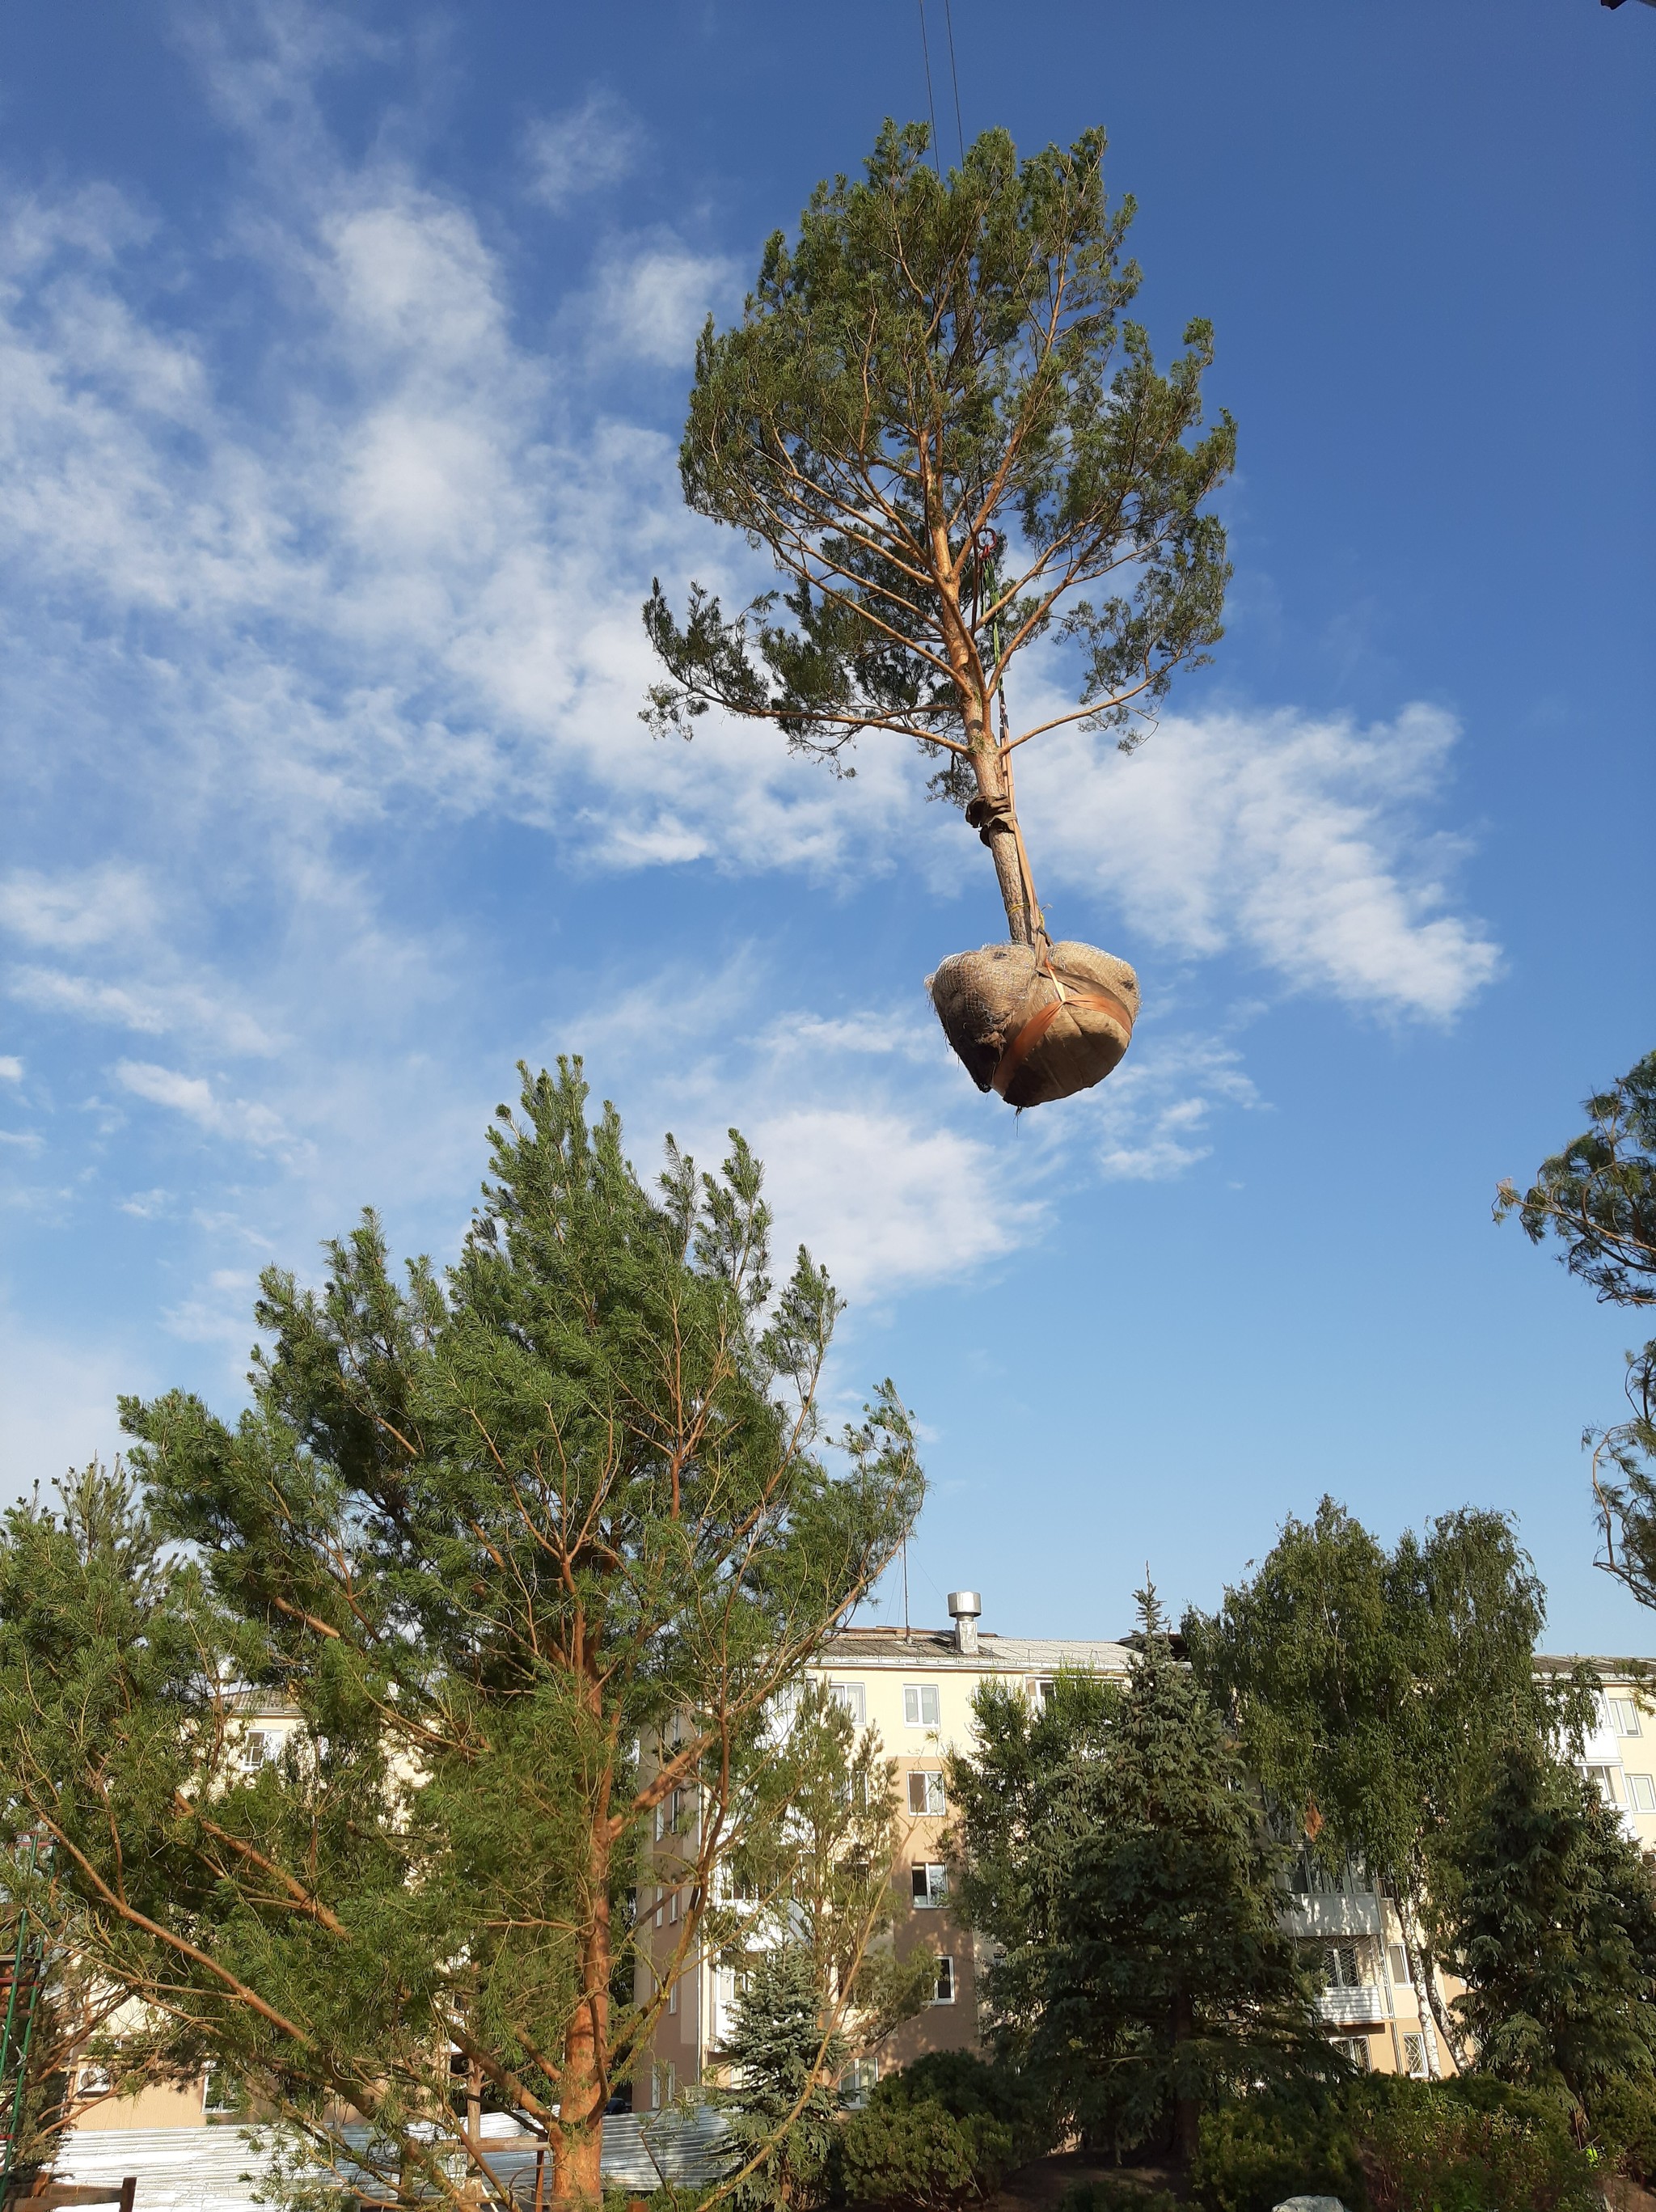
left=54, top=2113, right=735, bottom=2210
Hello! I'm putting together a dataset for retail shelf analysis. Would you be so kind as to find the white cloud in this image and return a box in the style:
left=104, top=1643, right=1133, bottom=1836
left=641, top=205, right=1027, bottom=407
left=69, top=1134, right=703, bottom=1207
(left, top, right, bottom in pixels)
left=1067, top=1029, right=1265, bottom=1182
left=584, top=242, right=738, bottom=369
left=1020, top=702, right=1501, bottom=1022
left=115, top=1059, right=287, bottom=1147
left=10, top=966, right=278, bottom=1053
left=0, top=1129, right=43, bottom=1151
left=0, top=1055, right=21, bottom=1082
left=0, top=865, right=157, bottom=950
left=118, top=1188, right=170, bottom=1218
left=748, top=1105, right=1037, bottom=1301
left=0, top=1313, right=139, bottom=1501
left=524, top=91, right=642, bottom=214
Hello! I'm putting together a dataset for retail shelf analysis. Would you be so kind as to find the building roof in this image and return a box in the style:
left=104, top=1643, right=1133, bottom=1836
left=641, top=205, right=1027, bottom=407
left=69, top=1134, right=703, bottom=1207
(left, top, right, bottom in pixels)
left=819, top=1626, right=1134, bottom=1673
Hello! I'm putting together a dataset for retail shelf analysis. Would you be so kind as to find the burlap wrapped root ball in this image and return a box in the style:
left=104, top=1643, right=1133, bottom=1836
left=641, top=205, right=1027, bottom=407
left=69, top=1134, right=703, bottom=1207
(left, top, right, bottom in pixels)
left=927, top=941, right=1139, bottom=1110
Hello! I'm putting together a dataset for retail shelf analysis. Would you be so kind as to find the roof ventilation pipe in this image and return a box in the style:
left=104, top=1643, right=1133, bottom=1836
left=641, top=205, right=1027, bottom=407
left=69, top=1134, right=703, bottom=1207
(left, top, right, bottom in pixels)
left=947, top=1590, right=982, bottom=1656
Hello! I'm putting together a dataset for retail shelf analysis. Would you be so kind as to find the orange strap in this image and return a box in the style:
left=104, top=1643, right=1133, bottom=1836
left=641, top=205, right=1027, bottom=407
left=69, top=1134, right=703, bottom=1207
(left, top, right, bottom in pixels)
left=991, top=986, right=1136, bottom=1100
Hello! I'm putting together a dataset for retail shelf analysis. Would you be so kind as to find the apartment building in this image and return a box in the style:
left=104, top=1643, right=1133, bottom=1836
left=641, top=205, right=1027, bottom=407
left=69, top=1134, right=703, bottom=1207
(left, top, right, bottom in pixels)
left=50, top=1636, right=1656, bottom=2130
left=636, top=1608, right=1656, bottom=2104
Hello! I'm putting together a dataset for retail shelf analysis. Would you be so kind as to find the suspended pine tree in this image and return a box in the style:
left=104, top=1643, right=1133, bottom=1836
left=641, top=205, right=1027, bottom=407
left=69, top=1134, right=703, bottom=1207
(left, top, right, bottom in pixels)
left=644, top=121, right=1234, bottom=1110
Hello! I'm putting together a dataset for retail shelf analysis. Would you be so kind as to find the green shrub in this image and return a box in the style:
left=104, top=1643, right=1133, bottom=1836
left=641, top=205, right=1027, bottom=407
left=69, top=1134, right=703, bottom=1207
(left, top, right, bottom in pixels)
left=1192, top=2087, right=1363, bottom=2212
left=840, top=2053, right=1048, bottom=2211
left=1058, top=2180, right=1183, bottom=2212
left=839, top=2099, right=1013, bottom=2210
left=1587, top=2072, right=1656, bottom=2180
left=1193, top=2073, right=1607, bottom=2212
left=1357, top=2079, right=1599, bottom=2212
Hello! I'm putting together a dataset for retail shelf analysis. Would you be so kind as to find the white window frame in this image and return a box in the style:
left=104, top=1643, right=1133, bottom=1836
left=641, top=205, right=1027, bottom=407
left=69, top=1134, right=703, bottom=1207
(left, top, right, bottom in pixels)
left=911, top=1862, right=948, bottom=1909
left=1388, top=1944, right=1413, bottom=1988
left=1588, top=1764, right=1619, bottom=1804
left=667, top=1978, right=678, bottom=2015
left=828, top=1681, right=867, bottom=1723
left=903, top=1683, right=940, bottom=1728
left=1611, top=1696, right=1642, bottom=1736
left=932, top=1955, right=955, bottom=2005
left=907, top=1769, right=947, bottom=1816
left=841, top=2054, right=879, bottom=2107
left=1629, top=1772, right=1656, bottom=1812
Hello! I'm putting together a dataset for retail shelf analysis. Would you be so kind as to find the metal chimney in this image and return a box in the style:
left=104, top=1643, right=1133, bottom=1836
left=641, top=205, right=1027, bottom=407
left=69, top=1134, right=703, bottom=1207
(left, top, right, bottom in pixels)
left=947, top=1590, right=982, bottom=1656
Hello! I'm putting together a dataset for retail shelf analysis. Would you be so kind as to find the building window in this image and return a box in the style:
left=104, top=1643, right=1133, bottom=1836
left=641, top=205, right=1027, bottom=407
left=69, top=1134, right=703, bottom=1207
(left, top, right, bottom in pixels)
left=669, top=1886, right=679, bottom=1923
left=652, top=2063, right=675, bottom=2109
left=1024, top=1677, right=1055, bottom=1708
left=667, top=1979, right=678, bottom=2015
left=829, top=1681, right=867, bottom=1723
left=1587, top=1765, right=1619, bottom=1804
left=202, top=2067, right=239, bottom=2117
left=908, top=1770, right=947, bottom=1816
left=1401, top=2032, right=1434, bottom=2080
left=1323, top=1943, right=1364, bottom=1990
left=240, top=1730, right=281, bottom=1774
left=911, top=1863, right=948, bottom=1909
left=841, top=2056, right=879, bottom=2106
left=1629, top=1773, right=1656, bottom=1812
left=931, top=1956, right=955, bottom=2005
left=903, top=1684, right=940, bottom=1728
left=1611, top=1697, right=1643, bottom=1737
left=1388, top=1945, right=1413, bottom=1988
left=1332, top=2036, right=1371, bottom=2072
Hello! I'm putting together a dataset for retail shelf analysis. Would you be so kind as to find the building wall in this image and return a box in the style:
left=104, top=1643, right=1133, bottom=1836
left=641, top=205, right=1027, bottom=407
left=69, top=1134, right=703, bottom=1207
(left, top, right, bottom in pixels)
left=636, top=1635, right=1656, bottom=2100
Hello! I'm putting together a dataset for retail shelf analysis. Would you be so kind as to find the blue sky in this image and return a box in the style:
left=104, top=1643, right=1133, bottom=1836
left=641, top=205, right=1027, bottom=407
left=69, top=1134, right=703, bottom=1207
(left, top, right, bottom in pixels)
left=0, top=0, right=1651, bottom=1653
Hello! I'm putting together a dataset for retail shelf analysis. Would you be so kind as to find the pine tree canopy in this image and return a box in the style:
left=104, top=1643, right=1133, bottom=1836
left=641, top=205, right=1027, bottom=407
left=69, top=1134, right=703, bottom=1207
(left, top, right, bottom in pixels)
left=0, top=1063, right=923, bottom=2212
left=643, top=120, right=1234, bottom=944
left=1498, top=1049, right=1656, bottom=1609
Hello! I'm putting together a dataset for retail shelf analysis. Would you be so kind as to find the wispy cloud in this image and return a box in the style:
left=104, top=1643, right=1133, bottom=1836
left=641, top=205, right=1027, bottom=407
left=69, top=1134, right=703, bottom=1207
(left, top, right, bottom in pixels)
left=1020, top=701, right=1500, bottom=1022
left=115, top=1059, right=288, bottom=1148
left=0, top=867, right=158, bottom=951
left=524, top=91, right=643, bottom=214
left=0, top=1056, right=21, bottom=1084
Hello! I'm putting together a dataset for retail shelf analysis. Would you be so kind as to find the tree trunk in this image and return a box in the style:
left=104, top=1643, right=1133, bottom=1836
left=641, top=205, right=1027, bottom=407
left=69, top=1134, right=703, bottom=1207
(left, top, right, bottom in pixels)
left=923, top=467, right=1038, bottom=946
left=966, top=743, right=1037, bottom=945
left=1395, top=1901, right=1442, bottom=2079
left=1416, top=1935, right=1469, bottom=2073
left=551, top=1893, right=612, bottom=2207
left=551, top=1685, right=615, bottom=2210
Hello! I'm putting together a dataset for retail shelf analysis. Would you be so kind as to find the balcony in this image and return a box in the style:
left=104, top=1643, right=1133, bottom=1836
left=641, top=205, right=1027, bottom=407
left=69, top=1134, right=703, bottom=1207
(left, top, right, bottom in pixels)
left=1316, top=1986, right=1388, bottom=2028
left=1281, top=1891, right=1384, bottom=1939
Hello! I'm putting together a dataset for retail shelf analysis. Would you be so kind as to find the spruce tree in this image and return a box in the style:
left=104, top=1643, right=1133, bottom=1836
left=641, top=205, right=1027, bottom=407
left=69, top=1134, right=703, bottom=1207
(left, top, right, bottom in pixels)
left=1447, top=1743, right=1656, bottom=2121
left=950, top=1591, right=1325, bottom=2166
left=0, top=1064, right=921, bottom=2212
left=712, top=1947, right=847, bottom=2212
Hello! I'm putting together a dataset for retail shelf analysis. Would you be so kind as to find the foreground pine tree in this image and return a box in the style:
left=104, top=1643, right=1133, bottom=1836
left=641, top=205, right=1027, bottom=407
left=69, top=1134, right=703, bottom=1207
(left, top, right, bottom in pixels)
left=0, top=1064, right=921, bottom=2211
